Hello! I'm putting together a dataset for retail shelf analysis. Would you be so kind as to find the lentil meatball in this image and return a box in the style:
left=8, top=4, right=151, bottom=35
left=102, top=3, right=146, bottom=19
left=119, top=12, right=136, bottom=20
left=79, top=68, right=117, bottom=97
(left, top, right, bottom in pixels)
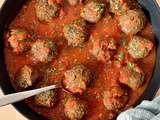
left=64, top=96, right=87, bottom=120
left=34, top=88, right=57, bottom=107
left=14, top=65, right=38, bottom=89
left=7, top=28, right=31, bottom=53
left=35, top=0, right=60, bottom=21
left=128, top=36, right=153, bottom=59
left=63, top=19, right=87, bottom=47
left=63, top=65, right=91, bottom=94
left=91, top=37, right=117, bottom=62
left=31, top=39, right=57, bottom=63
left=109, top=0, right=139, bottom=15
left=80, top=1, right=105, bottom=23
left=119, top=9, right=146, bottom=34
left=119, top=62, right=145, bottom=90
left=103, top=86, right=129, bottom=111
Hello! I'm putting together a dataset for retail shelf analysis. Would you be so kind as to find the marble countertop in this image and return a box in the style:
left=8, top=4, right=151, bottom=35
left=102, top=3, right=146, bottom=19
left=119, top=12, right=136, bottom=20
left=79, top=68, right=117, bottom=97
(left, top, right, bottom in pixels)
left=0, top=0, right=160, bottom=120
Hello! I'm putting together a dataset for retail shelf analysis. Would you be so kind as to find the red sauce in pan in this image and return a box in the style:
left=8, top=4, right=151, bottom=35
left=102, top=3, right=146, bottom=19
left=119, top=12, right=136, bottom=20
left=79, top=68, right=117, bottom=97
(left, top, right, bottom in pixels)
left=4, top=0, right=156, bottom=120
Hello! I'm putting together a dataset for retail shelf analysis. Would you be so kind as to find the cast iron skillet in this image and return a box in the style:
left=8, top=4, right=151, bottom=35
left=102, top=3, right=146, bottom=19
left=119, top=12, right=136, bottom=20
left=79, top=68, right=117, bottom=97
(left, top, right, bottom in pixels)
left=0, top=0, right=160, bottom=120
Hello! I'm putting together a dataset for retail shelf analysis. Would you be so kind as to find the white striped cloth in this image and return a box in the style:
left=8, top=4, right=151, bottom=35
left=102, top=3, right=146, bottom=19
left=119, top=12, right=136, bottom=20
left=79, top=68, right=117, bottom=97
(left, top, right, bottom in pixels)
left=117, top=97, right=160, bottom=120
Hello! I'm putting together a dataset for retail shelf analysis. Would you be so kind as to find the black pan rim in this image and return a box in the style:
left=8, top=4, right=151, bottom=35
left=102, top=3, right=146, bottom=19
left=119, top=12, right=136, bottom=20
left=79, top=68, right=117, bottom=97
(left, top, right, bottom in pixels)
left=0, top=0, right=160, bottom=120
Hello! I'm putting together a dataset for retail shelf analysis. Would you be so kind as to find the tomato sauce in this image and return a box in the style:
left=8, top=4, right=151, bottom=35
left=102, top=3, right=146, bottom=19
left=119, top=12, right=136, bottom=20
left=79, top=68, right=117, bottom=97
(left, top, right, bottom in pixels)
left=4, top=0, right=156, bottom=120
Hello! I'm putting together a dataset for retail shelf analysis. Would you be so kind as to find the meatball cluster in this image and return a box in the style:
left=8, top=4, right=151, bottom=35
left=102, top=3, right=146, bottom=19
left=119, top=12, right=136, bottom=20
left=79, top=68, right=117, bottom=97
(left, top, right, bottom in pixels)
left=63, top=65, right=91, bottom=94
left=7, top=28, right=58, bottom=64
left=108, top=0, right=147, bottom=35
left=63, top=65, right=91, bottom=119
left=6, top=0, right=155, bottom=119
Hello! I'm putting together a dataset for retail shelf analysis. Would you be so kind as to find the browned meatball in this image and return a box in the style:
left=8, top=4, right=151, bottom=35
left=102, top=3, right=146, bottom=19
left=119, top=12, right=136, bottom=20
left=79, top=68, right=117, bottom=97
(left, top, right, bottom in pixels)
left=81, top=1, right=105, bottom=23
left=119, top=9, right=146, bottom=34
left=103, top=86, right=129, bottom=111
left=14, top=65, right=38, bottom=90
left=109, top=0, right=139, bottom=15
left=7, top=28, right=31, bottom=53
left=63, top=65, right=91, bottom=94
left=63, top=19, right=88, bottom=47
left=64, top=96, right=87, bottom=120
left=91, top=37, right=117, bottom=62
left=30, top=39, right=57, bottom=63
left=35, top=0, right=60, bottom=21
left=119, top=62, right=145, bottom=90
left=34, top=88, right=57, bottom=107
left=128, top=36, right=153, bottom=59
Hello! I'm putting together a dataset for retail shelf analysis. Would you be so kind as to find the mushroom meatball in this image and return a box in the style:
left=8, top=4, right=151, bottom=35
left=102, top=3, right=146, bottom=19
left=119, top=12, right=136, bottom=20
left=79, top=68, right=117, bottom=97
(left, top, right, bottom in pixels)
left=119, top=9, right=146, bottom=34
left=63, top=65, right=91, bottom=94
left=14, top=65, right=38, bottom=90
left=103, top=86, right=129, bottom=111
left=119, top=62, right=145, bottom=90
left=80, top=1, right=105, bottom=23
left=35, top=0, right=60, bottom=22
left=31, top=39, right=57, bottom=63
left=64, top=96, right=87, bottom=120
left=63, top=19, right=87, bottom=47
left=128, top=36, right=153, bottom=59
left=91, top=37, right=117, bottom=62
left=7, top=28, right=31, bottom=53
left=34, top=88, right=57, bottom=107
left=67, top=0, right=79, bottom=6
left=109, top=0, right=139, bottom=15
